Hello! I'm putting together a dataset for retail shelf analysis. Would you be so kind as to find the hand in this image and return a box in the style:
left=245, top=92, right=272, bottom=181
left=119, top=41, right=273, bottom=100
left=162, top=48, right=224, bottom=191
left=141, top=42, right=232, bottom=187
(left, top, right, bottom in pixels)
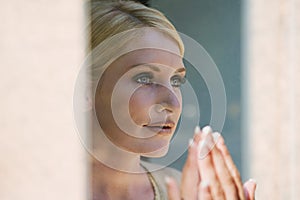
left=211, top=133, right=257, bottom=200
left=166, top=126, right=211, bottom=200
left=165, top=126, right=257, bottom=200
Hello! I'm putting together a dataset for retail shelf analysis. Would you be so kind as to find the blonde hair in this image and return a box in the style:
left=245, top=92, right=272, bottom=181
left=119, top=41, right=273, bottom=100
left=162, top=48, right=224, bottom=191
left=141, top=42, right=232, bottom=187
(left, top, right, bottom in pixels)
left=74, top=1, right=185, bottom=155
left=83, top=0, right=185, bottom=95
left=88, top=0, right=184, bottom=54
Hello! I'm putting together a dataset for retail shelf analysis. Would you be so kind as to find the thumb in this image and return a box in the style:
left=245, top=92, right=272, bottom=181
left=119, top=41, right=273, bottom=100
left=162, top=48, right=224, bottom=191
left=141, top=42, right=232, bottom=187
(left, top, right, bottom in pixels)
left=165, top=176, right=180, bottom=200
left=243, top=179, right=257, bottom=200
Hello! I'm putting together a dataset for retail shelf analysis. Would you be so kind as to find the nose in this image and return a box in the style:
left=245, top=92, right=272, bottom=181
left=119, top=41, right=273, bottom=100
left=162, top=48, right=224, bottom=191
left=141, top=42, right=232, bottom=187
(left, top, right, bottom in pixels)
left=154, top=84, right=181, bottom=113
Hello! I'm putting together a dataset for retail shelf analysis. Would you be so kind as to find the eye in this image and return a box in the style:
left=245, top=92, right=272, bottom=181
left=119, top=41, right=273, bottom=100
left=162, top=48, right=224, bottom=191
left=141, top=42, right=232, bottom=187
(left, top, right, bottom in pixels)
left=171, top=75, right=186, bottom=87
left=133, top=72, right=153, bottom=85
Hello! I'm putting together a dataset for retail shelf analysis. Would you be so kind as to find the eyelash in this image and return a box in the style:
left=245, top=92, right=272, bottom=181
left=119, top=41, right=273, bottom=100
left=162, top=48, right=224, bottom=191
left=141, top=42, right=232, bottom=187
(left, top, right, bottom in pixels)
left=133, top=73, right=186, bottom=87
left=171, top=75, right=186, bottom=87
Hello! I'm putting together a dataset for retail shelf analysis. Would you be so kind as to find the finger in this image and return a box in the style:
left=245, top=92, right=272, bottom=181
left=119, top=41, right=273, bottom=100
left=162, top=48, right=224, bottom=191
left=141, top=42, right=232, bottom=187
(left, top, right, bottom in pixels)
left=165, top=176, right=180, bottom=200
left=243, top=179, right=257, bottom=200
left=198, top=129, right=225, bottom=200
left=217, top=135, right=246, bottom=200
left=210, top=132, right=239, bottom=200
left=180, top=126, right=201, bottom=199
left=198, top=181, right=212, bottom=200
left=193, top=125, right=202, bottom=144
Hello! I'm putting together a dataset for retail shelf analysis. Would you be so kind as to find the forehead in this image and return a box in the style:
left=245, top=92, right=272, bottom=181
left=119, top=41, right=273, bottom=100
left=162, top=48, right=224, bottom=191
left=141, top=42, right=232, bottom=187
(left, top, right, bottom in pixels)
left=113, top=48, right=184, bottom=72
left=116, top=30, right=183, bottom=70
left=98, top=30, right=185, bottom=83
left=125, top=28, right=182, bottom=56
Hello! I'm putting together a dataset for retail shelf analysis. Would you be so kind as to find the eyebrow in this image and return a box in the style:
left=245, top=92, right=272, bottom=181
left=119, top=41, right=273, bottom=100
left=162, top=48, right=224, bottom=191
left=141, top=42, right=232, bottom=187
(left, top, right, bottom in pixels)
left=130, top=63, right=186, bottom=73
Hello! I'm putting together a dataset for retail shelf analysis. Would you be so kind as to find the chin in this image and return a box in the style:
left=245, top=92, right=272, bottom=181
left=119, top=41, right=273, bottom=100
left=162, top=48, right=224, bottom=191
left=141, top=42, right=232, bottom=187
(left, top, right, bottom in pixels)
left=141, top=143, right=170, bottom=158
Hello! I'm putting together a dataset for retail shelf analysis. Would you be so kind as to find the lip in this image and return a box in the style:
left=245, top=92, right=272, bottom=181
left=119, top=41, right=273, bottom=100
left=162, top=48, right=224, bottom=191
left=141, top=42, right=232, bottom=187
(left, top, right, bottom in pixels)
left=143, top=121, right=175, bottom=134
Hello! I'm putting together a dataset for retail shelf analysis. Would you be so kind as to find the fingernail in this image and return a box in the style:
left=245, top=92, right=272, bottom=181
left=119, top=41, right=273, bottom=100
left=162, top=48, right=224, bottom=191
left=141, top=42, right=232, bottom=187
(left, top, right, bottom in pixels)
left=188, top=138, right=194, bottom=147
left=200, top=181, right=209, bottom=188
left=194, top=125, right=201, bottom=135
left=202, top=126, right=212, bottom=136
left=212, top=132, right=220, bottom=143
left=249, top=178, right=257, bottom=184
left=164, top=176, right=171, bottom=184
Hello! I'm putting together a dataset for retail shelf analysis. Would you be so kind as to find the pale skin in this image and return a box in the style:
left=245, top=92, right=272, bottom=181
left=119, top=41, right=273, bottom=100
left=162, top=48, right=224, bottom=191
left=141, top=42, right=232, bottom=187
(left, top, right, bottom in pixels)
left=92, top=30, right=185, bottom=199
left=91, top=30, right=257, bottom=199
left=166, top=126, right=257, bottom=200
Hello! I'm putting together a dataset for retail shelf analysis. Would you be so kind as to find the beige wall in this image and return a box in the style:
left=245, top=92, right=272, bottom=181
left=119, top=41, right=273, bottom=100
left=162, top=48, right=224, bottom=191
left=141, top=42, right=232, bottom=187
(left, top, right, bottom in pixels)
left=243, top=0, right=300, bottom=199
left=0, top=1, right=87, bottom=199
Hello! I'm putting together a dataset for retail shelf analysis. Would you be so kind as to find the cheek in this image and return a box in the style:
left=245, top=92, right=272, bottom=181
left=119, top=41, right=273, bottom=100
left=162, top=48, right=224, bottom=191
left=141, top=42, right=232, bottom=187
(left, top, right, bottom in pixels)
left=129, top=86, right=155, bottom=124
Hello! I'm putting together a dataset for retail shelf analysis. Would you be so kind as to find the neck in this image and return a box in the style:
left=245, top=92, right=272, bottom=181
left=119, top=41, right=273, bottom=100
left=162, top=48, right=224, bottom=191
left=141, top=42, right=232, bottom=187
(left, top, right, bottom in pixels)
left=90, top=157, right=154, bottom=200
left=89, top=126, right=154, bottom=199
left=92, top=127, right=143, bottom=172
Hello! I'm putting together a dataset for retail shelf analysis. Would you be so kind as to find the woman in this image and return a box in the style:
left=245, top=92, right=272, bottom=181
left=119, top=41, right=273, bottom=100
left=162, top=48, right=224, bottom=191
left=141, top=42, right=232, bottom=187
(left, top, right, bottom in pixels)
left=83, top=0, right=257, bottom=199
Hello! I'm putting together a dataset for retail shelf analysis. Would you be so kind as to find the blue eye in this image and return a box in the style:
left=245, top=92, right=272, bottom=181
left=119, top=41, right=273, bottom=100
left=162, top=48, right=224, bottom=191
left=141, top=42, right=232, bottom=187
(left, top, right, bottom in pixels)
left=171, top=75, right=186, bottom=87
left=133, top=73, right=153, bottom=85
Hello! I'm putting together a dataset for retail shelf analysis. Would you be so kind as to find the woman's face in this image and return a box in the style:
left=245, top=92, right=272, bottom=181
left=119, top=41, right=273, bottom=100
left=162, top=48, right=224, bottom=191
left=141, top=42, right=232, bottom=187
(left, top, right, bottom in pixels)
left=95, top=30, right=185, bottom=157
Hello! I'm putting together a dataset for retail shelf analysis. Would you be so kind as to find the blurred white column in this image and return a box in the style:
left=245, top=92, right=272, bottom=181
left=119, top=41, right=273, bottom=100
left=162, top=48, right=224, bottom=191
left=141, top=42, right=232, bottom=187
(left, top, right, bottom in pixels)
left=0, top=1, right=87, bottom=200
left=242, top=0, right=300, bottom=199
